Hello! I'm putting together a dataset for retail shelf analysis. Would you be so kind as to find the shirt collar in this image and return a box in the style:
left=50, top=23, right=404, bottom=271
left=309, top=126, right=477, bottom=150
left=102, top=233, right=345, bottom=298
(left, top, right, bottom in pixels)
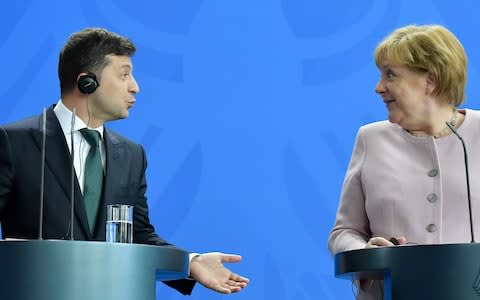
left=53, top=99, right=104, bottom=139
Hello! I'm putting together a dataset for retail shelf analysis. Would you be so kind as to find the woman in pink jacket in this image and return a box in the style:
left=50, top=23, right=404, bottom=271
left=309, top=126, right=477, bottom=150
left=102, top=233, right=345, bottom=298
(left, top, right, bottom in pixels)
left=328, top=24, right=479, bottom=299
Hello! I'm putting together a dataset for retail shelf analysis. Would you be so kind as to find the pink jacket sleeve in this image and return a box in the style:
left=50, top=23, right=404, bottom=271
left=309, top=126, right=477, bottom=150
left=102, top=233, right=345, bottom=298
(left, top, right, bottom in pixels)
left=328, top=127, right=372, bottom=254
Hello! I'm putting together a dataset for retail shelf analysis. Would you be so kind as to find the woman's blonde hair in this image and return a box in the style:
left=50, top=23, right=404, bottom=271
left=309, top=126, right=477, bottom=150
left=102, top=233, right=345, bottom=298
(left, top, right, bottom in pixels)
left=374, top=24, right=467, bottom=106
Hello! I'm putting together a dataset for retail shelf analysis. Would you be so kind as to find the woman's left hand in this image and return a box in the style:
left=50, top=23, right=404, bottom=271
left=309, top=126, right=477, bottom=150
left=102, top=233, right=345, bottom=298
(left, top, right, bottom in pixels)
left=366, top=236, right=407, bottom=248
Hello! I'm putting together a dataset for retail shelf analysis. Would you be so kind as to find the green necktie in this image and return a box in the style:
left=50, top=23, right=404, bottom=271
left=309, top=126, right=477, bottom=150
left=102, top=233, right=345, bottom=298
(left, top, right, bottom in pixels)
left=80, top=128, right=103, bottom=234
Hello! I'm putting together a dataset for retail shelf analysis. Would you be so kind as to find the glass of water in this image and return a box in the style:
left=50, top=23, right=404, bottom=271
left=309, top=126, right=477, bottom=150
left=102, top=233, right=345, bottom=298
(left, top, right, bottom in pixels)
left=106, top=204, right=133, bottom=243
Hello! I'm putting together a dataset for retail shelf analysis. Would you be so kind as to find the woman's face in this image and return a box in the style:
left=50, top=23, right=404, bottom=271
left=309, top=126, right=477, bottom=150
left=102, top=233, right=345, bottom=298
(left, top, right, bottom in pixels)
left=375, top=60, right=431, bottom=130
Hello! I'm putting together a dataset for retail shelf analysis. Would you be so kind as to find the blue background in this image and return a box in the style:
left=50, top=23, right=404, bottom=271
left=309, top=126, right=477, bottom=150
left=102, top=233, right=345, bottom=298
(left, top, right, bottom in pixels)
left=1, top=1, right=480, bottom=299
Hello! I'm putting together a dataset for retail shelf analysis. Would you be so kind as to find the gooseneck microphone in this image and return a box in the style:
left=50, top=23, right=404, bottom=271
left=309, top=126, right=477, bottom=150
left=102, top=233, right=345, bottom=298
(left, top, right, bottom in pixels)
left=70, top=107, right=76, bottom=240
left=445, top=121, right=475, bottom=243
left=38, top=108, right=47, bottom=240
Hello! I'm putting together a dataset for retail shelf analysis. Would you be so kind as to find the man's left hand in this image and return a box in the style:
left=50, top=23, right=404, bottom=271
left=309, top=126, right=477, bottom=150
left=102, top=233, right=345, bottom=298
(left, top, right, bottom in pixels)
left=189, top=252, right=250, bottom=294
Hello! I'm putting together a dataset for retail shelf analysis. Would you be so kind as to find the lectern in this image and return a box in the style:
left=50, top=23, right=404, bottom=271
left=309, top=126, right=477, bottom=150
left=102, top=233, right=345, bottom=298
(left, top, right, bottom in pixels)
left=335, top=243, right=480, bottom=299
left=0, top=240, right=188, bottom=300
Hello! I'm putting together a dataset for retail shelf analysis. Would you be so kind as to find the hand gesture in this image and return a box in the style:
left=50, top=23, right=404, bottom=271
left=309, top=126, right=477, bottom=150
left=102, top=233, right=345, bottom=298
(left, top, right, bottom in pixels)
left=189, top=252, right=250, bottom=294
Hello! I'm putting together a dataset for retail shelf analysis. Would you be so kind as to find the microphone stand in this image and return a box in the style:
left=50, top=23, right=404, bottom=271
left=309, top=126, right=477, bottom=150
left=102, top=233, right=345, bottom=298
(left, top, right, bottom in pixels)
left=445, top=121, right=475, bottom=243
left=38, top=108, right=46, bottom=240
left=70, top=108, right=76, bottom=240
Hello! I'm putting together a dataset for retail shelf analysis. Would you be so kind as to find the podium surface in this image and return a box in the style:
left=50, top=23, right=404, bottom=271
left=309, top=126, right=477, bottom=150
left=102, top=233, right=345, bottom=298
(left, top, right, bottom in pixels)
left=0, top=240, right=188, bottom=300
left=335, top=243, right=480, bottom=300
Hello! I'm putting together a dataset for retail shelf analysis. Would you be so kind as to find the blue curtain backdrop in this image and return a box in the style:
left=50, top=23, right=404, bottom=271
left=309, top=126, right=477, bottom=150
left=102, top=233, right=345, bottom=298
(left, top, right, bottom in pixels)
left=1, top=1, right=479, bottom=299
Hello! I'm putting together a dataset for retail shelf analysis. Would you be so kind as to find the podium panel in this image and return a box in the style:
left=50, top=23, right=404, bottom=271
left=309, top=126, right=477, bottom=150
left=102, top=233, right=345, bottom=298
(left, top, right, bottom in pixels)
left=335, top=243, right=480, bottom=300
left=0, top=240, right=188, bottom=300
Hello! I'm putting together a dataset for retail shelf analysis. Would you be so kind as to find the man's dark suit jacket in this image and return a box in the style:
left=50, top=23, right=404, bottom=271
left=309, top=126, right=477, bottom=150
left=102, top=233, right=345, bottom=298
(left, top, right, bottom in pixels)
left=0, top=106, right=195, bottom=295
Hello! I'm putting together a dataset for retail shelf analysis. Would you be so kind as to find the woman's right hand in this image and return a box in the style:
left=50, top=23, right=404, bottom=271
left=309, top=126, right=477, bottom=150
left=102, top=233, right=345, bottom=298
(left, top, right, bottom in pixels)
left=366, top=236, right=407, bottom=248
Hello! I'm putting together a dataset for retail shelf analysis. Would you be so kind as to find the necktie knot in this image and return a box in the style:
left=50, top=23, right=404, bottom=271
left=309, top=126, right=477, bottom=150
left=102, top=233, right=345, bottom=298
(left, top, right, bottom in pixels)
left=80, top=128, right=101, bottom=147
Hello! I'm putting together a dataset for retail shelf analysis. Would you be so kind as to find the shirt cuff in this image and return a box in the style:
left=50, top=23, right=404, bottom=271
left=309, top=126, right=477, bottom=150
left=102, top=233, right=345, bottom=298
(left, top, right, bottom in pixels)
left=187, top=252, right=201, bottom=279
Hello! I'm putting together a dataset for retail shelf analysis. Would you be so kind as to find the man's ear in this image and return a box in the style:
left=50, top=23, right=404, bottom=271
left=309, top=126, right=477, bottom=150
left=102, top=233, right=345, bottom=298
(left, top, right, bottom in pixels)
left=77, top=72, right=99, bottom=94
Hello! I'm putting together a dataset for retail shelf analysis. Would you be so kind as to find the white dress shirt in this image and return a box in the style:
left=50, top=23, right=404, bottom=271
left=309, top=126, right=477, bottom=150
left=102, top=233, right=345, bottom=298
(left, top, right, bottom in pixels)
left=53, top=100, right=105, bottom=193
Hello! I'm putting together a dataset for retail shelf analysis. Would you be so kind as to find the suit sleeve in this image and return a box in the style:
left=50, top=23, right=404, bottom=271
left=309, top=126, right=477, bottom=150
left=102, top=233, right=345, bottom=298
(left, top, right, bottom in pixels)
left=133, top=144, right=196, bottom=295
left=132, top=144, right=171, bottom=245
left=328, top=127, right=372, bottom=254
left=0, top=128, right=13, bottom=219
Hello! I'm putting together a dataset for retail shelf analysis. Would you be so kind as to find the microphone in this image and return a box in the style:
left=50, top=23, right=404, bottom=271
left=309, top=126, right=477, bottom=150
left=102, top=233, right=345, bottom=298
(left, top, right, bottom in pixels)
left=38, top=108, right=47, bottom=240
left=70, top=107, right=76, bottom=240
left=445, top=121, right=475, bottom=243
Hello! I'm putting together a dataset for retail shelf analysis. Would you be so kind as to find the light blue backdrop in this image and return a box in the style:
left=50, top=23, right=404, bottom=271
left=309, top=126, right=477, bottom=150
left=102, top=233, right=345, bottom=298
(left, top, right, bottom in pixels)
left=1, top=1, right=479, bottom=299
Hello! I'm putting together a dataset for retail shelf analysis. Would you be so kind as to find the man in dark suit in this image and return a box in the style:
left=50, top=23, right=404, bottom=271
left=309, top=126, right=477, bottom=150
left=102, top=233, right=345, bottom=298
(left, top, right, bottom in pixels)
left=0, top=28, right=249, bottom=295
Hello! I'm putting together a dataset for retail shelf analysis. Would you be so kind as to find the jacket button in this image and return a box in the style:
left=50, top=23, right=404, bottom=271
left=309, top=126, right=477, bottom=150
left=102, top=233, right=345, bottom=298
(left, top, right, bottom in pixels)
left=428, top=169, right=438, bottom=177
left=427, top=193, right=437, bottom=203
left=426, top=224, right=437, bottom=232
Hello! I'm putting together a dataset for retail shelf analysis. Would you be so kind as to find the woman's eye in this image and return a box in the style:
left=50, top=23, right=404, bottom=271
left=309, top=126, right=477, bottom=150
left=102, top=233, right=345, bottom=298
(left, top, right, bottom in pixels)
left=386, top=71, right=395, bottom=78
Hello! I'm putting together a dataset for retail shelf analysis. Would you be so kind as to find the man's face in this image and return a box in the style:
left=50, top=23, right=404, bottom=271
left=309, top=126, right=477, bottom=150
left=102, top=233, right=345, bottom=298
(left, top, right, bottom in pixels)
left=89, top=54, right=139, bottom=123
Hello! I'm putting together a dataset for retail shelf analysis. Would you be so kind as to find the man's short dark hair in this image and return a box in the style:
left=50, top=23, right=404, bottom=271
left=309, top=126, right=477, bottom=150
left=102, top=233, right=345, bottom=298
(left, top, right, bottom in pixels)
left=58, top=28, right=136, bottom=95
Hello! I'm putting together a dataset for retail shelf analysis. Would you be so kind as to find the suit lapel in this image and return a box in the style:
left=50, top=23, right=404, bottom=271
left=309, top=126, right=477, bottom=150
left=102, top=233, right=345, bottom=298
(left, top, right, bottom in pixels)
left=94, top=128, right=124, bottom=240
left=31, top=106, right=91, bottom=239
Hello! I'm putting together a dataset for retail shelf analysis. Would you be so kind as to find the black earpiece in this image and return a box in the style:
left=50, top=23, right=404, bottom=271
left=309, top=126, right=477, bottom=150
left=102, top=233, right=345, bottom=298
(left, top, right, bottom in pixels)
left=77, top=72, right=99, bottom=94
